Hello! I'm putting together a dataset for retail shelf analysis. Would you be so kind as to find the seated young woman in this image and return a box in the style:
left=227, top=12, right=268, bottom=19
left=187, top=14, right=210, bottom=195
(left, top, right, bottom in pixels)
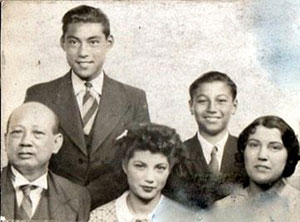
left=211, top=115, right=300, bottom=222
left=89, top=123, right=202, bottom=222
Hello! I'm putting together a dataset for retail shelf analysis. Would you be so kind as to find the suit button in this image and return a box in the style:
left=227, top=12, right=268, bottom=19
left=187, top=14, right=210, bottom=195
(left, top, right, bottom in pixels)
left=78, top=158, right=84, bottom=164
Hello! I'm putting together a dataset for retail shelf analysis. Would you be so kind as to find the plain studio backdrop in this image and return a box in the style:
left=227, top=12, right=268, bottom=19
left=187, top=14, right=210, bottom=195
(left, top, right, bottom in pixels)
left=2, top=0, right=300, bottom=185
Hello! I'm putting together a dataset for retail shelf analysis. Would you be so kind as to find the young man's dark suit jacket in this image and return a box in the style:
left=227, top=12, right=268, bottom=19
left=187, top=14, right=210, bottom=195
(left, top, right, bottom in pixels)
left=24, top=71, right=150, bottom=209
left=166, top=134, right=244, bottom=208
left=1, top=166, right=91, bottom=221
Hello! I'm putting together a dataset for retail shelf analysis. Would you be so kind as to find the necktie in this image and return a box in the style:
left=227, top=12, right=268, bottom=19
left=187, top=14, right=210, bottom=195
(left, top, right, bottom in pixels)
left=18, top=185, right=37, bottom=219
left=208, top=146, right=220, bottom=176
left=82, top=82, right=99, bottom=135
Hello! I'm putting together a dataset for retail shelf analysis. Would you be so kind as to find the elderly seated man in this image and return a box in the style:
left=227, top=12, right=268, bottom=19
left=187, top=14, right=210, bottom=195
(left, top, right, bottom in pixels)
left=1, top=102, right=91, bottom=221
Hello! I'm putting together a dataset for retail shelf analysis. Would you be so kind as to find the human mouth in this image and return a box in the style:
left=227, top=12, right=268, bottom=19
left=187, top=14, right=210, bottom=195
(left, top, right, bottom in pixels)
left=255, top=165, right=271, bottom=171
left=18, top=151, right=34, bottom=159
left=141, top=186, right=155, bottom=192
left=204, top=116, right=220, bottom=123
left=76, top=61, right=93, bottom=68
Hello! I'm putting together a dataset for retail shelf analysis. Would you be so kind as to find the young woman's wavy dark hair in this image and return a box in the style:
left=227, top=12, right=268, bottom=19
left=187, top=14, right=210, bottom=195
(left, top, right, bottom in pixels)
left=117, top=123, right=185, bottom=170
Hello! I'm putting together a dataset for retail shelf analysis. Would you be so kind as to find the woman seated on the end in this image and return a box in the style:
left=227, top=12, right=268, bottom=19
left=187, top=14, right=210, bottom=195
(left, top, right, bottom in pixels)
left=212, top=115, right=300, bottom=222
left=89, top=123, right=201, bottom=222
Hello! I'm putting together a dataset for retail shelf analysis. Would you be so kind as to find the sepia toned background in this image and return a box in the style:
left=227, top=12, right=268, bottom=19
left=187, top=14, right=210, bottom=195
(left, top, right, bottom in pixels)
left=2, top=0, right=300, bottom=185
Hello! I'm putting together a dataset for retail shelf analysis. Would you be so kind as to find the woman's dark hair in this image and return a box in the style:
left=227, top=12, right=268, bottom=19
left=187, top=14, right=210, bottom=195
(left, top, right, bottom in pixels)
left=117, top=123, right=185, bottom=170
left=237, top=115, right=299, bottom=178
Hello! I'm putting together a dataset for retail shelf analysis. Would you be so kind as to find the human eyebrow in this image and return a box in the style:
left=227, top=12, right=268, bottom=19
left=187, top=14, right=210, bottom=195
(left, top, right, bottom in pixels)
left=87, top=36, right=102, bottom=41
left=66, top=36, right=81, bottom=41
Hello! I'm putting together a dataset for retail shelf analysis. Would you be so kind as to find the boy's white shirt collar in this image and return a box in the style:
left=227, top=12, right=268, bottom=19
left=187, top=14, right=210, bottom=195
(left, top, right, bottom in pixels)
left=71, top=69, right=104, bottom=97
left=197, top=131, right=229, bottom=169
left=115, top=191, right=164, bottom=222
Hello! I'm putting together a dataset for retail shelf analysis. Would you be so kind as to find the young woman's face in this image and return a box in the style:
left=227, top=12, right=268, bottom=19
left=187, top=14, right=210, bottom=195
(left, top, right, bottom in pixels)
left=123, top=150, right=170, bottom=201
left=244, top=125, right=288, bottom=185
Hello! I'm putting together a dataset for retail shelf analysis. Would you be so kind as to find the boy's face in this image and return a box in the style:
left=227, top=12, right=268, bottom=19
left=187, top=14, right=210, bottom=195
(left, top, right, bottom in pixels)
left=189, top=81, right=237, bottom=137
left=61, top=22, right=113, bottom=81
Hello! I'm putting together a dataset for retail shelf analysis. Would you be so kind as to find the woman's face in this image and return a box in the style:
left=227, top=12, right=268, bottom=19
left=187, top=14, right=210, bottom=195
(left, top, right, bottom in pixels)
left=123, top=150, right=170, bottom=201
left=244, top=125, right=288, bottom=185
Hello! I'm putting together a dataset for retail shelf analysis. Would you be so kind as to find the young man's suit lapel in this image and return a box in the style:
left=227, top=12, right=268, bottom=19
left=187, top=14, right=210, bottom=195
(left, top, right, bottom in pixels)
left=90, top=74, right=129, bottom=155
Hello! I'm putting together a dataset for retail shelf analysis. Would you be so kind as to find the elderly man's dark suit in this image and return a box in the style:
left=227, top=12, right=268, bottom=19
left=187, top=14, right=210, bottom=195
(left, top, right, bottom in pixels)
left=24, top=71, right=150, bottom=209
left=165, top=134, right=244, bottom=208
left=1, top=167, right=91, bottom=221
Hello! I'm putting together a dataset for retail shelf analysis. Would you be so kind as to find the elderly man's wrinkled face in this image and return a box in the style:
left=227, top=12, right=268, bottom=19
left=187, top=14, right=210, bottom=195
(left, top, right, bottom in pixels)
left=5, top=103, right=63, bottom=176
left=244, top=126, right=288, bottom=185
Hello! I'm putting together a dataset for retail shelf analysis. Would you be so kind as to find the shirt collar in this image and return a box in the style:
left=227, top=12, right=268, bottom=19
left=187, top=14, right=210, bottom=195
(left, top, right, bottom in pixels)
left=197, top=131, right=229, bottom=163
left=115, top=191, right=164, bottom=221
left=71, top=70, right=104, bottom=96
left=10, top=166, right=48, bottom=190
left=197, top=131, right=229, bottom=150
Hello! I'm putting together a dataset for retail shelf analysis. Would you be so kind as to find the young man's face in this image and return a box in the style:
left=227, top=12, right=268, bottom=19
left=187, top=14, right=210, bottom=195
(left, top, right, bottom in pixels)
left=61, top=22, right=113, bottom=81
left=189, top=81, right=237, bottom=137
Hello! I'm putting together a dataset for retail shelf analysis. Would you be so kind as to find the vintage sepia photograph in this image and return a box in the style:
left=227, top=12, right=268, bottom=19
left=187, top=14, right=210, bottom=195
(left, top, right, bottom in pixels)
left=1, top=0, right=300, bottom=221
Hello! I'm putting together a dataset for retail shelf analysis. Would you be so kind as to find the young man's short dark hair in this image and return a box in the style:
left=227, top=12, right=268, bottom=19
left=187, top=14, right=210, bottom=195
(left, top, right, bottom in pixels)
left=189, top=71, right=237, bottom=100
left=61, top=5, right=111, bottom=39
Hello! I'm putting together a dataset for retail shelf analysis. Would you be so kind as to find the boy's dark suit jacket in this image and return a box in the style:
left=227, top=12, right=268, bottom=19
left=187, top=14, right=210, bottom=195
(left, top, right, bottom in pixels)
left=24, top=71, right=150, bottom=209
left=165, top=134, right=244, bottom=208
left=1, top=167, right=91, bottom=221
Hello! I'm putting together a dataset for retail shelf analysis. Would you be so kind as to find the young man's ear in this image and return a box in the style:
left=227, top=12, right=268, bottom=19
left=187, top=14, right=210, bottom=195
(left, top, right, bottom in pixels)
left=232, top=99, right=238, bottom=115
left=52, top=133, right=63, bottom=154
left=106, top=35, right=114, bottom=47
left=60, top=37, right=66, bottom=51
left=189, top=100, right=194, bottom=115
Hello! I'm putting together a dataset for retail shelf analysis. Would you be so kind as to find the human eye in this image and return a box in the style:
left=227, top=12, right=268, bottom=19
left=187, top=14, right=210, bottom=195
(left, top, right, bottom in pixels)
left=196, top=97, right=208, bottom=104
left=67, top=39, right=79, bottom=46
left=269, top=143, right=284, bottom=151
left=247, top=140, right=259, bottom=148
left=89, top=39, right=100, bottom=46
left=33, top=130, right=45, bottom=139
left=218, top=99, right=228, bottom=103
left=134, top=162, right=145, bottom=169
left=10, top=129, right=23, bottom=137
left=156, top=165, right=167, bottom=173
left=216, top=96, right=228, bottom=104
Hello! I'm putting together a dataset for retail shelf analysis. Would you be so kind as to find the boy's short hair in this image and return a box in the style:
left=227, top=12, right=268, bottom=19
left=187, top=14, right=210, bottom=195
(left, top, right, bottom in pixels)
left=62, top=5, right=110, bottom=39
left=189, top=71, right=237, bottom=100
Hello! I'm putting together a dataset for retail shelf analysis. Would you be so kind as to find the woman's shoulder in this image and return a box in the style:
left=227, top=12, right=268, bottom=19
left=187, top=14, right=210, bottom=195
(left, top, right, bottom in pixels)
left=213, top=187, right=248, bottom=209
left=89, top=199, right=117, bottom=222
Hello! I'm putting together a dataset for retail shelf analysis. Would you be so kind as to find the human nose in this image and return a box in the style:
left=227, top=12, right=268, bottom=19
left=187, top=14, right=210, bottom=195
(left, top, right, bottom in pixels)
left=20, top=131, right=32, bottom=146
left=257, top=146, right=268, bottom=160
left=144, top=169, right=155, bottom=184
left=207, top=101, right=217, bottom=113
left=78, top=42, right=89, bottom=57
